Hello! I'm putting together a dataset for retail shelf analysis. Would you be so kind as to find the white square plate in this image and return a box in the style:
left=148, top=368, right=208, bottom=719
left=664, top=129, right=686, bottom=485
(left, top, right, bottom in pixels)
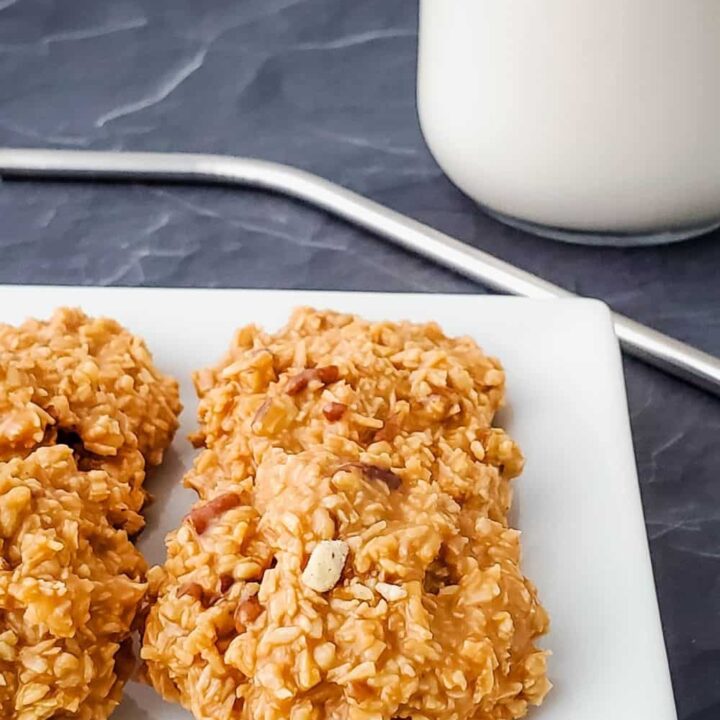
left=0, top=286, right=676, bottom=720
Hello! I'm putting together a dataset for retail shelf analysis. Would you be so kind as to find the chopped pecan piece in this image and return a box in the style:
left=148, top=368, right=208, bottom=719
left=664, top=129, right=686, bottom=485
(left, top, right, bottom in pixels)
left=177, top=582, right=205, bottom=602
left=361, top=464, right=402, bottom=490
left=188, top=431, right=206, bottom=449
left=187, top=493, right=242, bottom=535
left=322, top=402, right=347, bottom=421
left=285, top=365, right=340, bottom=395
left=336, top=462, right=402, bottom=490
left=234, top=596, right=263, bottom=633
left=373, top=413, right=400, bottom=442
left=178, top=582, right=226, bottom=607
left=315, top=365, right=340, bottom=383
left=219, top=575, right=234, bottom=593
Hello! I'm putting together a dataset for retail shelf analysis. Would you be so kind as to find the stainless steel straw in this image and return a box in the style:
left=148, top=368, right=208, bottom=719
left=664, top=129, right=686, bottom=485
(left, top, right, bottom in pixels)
left=1, top=147, right=719, bottom=397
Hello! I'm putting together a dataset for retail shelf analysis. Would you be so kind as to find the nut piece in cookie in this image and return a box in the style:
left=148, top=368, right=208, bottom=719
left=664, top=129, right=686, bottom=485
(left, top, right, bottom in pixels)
left=301, top=540, right=349, bottom=593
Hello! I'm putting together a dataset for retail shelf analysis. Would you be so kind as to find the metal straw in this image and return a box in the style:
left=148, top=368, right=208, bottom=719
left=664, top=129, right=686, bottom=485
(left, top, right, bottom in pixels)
left=1, top=147, right=719, bottom=397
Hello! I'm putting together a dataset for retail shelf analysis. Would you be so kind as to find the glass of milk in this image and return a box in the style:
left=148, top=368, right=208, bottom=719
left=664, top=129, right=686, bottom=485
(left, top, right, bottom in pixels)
left=417, top=0, right=720, bottom=245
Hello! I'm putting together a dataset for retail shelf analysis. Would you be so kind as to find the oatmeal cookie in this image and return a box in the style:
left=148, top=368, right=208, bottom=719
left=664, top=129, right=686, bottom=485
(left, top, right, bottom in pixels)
left=188, top=309, right=521, bottom=522
left=143, top=309, right=548, bottom=720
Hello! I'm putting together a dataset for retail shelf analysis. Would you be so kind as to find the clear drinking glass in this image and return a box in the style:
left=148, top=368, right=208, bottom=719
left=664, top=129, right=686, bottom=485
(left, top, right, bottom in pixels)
left=417, top=0, right=720, bottom=245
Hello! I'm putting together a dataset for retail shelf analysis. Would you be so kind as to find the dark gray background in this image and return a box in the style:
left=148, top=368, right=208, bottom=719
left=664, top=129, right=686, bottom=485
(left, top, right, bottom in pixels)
left=1, top=2, right=718, bottom=718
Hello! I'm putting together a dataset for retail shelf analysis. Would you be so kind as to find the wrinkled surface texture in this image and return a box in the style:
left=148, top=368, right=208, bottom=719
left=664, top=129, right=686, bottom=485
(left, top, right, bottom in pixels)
left=0, top=2, right=718, bottom=719
left=0, top=307, right=181, bottom=534
left=0, top=310, right=181, bottom=719
left=143, top=309, right=550, bottom=720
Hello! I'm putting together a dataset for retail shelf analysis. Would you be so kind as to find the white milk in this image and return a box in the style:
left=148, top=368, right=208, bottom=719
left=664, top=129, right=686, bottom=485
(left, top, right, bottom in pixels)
left=417, top=0, right=720, bottom=240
